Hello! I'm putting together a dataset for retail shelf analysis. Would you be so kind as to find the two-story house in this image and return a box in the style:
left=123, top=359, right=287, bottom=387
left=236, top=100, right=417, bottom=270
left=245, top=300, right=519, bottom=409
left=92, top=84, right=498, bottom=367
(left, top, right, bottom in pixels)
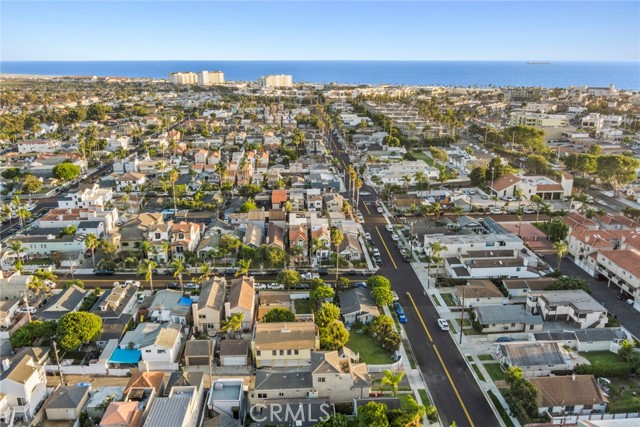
left=0, top=350, right=48, bottom=422
left=251, top=321, right=320, bottom=367
left=289, top=224, right=308, bottom=265
left=121, top=322, right=182, bottom=371
left=225, top=276, right=255, bottom=330
left=192, top=277, right=226, bottom=334
left=171, top=222, right=203, bottom=260
left=526, top=290, right=608, bottom=329
left=115, top=173, right=147, bottom=193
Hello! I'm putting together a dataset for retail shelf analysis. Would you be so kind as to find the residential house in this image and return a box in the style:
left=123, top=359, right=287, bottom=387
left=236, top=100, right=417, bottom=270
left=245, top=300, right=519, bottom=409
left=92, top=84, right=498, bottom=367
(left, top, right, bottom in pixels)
left=91, top=284, right=137, bottom=348
left=307, top=194, right=323, bottom=212
left=243, top=222, right=264, bottom=248
left=99, top=401, right=141, bottom=427
left=529, top=375, right=608, bottom=417
left=142, top=386, right=200, bottom=427
left=266, top=222, right=285, bottom=250
left=455, top=280, right=506, bottom=307
left=324, top=193, right=344, bottom=213
left=271, top=190, right=288, bottom=210
left=115, top=173, right=147, bottom=193
left=337, top=233, right=362, bottom=262
left=526, top=290, right=608, bottom=329
left=251, top=321, right=320, bottom=367
left=340, top=288, right=380, bottom=325
left=289, top=224, right=308, bottom=264
left=120, top=322, right=182, bottom=371
left=219, top=340, right=250, bottom=366
left=164, top=371, right=204, bottom=410
left=473, top=305, right=544, bottom=333
left=0, top=299, right=20, bottom=329
left=0, top=351, right=48, bottom=421
left=171, top=222, right=203, bottom=259
left=38, top=285, right=87, bottom=321
left=192, top=277, right=227, bottom=334
left=183, top=340, right=212, bottom=367
left=497, top=341, right=569, bottom=377
left=490, top=173, right=521, bottom=198
left=206, top=378, right=244, bottom=421
left=251, top=350, right=369, bottom=403
left=311, top=225, right=331, bottom=260
left=594, top=249, right=640, bottom=303
left=57, top=183, right=113, bottom=211
left=17, top=139, right=62, bottom=153
left=225, top=276, right=256, bottom=330
left=116, top=213, right=164, bottom=254
left=144, top=289, right=191, bottom=324
left=146, top=221, right=172, bottom=263
left=44, top=385, right=91, bottom=421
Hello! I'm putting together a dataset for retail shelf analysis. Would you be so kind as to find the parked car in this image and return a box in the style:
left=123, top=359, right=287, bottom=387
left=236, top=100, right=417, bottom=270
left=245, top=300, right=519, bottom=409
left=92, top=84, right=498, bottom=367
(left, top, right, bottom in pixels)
left=377, top=207, right=384, bottom=214
left=137, top=294, right=146, bottom=303
left=363, top=269, right=377, bottom=276
left=386, top=224, right=394, bottom=232
left=184, top=283, right=199, bottom=290
left=94, top=269, right=115, bottom=276
left=301, top=272, right=319, bottom=280
left=346, top=270, right=357, bottom=276
left=437, top=319, right=450, bottom=331
left=496, top=336, right=515, bottom=343
left=365, top=232, right=372, bottom=241
left=319, top=268, right=328, bottom=276
left=393, top=302, right=404, bottom=315
left=254, top=283, right=267, bottom=290
left=224, top=268, right=238, bottom=276
left=354, top=282, right=368, bottom=288
left=490, top=208, right=503, bottom=215
left=167, top=282, right=181, bottom=290
left=17, top=306, right=37, bottom=314
left=402, top=255, right=411, bottom=263
left=481, top=195, right=489, bottom=200
left=267, top=282, right=284, bottom=290
left=392, top=291, right=399, bottom=302
left=123, top=280, right=141, bottom=288
left=391, top=234, right=399, bottom=241
left=360, top=191, right=371, bottom=196
left=398, top=313, right=408, bottom=323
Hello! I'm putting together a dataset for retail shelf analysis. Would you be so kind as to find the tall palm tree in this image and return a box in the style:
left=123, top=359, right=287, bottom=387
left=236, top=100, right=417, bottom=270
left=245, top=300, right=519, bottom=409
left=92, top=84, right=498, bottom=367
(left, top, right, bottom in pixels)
left=222, top=313, right=244, bottom=338
left=516, top=206, right=525, bottom=237
left=85, top=233, right=100, bottom=269
left=354, top=177, right=363, bottom=210
left=137, top=259, right=158, bottom=292
left=28, top=276, right=46, bottom=297
left=170, top=259, right=185, bottom=291
left=531, top=195, right=543, bottom=223
left=168, top=169, right=179, bottom=214
left=2, top=204, right=13, bottom=227
left=156, top=160, right=168, bottom=178
left=310, top=237, right=324, bottom=276
left=235, top=259, right=251, bottom=278
left=381, top=369, right=406, bottom=397
left=10, top=195, right=22, bottom=213
left=330, top=227, right=343, bottom=281
left=17, top=207, right=30, bottom=229
left=553, top=241, right=568, bottom=271
left=427, top=242, right=448, bottom=288
left=198, top=262, right=213, bottom=285
left=7, top=240, right=27, bottom=261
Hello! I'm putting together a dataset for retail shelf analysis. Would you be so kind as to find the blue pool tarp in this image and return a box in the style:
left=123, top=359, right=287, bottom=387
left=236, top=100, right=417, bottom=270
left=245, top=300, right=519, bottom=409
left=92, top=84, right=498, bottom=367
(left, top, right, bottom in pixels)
left=109, top=348, right=141, bottom=364
left=178, top=296, right=192, bottom=306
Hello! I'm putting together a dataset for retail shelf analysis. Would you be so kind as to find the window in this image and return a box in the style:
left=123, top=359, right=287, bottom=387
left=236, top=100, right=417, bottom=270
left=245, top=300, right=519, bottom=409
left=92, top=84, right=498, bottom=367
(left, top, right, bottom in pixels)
left=272, top=350, right=277, bottom=356
left=318, top=377, right=326, bottom=383
left=257, top=393, right=267, bottom=399
left=157, top=349, right=166, bottom=354
left=294, top=349, right=299, bottom=355
left=155, top=233, right=161, bottom=239
left=199, top=314, right=206, bottom=319
left=279, top=350, right=284, bottom=356
left=511, top=323, right=516, bottom=327
left=176, top=246, right=184, bottom=253
left=256, top=350, right=261, bottom=356
left=279, top=392, right=284, bottom=397
left=17, top=398, right=27, bottom=406
left=287, top=350, right=292, bottom=355
left=145, top=349, right=152, bottom=353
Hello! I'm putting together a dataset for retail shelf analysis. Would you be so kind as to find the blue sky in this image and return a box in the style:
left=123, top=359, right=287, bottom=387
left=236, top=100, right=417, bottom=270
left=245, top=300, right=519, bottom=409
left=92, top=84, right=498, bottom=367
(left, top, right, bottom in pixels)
left=2, top=1, right=639, bottom=61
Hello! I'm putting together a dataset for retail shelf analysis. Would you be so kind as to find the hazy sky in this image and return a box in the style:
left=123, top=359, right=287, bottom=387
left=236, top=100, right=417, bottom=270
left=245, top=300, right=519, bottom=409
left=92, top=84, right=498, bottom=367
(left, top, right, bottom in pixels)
left=2, top=1, right=639, bottom=61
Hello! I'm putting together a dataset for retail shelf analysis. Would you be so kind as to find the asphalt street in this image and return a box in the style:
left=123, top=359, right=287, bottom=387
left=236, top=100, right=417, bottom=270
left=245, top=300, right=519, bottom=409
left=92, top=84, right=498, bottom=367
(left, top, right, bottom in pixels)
left=330, top=130, right=500, bottom=427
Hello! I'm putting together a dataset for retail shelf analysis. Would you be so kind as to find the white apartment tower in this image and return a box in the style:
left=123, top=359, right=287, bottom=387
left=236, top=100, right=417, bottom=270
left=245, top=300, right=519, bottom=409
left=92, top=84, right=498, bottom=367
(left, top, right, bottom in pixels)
left=168, top=72, right=197, bottom=85
left=198, top=70, right=225, bottom=85
left=258, top=74, right=293, bottom=88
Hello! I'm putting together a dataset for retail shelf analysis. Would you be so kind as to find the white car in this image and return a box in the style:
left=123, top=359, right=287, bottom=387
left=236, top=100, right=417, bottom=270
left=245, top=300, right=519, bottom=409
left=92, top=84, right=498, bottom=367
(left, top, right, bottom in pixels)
left=113, top=281, right=120, bottom=287
left=386, top=224, right=394, bottom=232
left=490, top=209, right=503, bottom=215
left=123, top=280, right=141, bottom=288
left=17, top=306, right=37, bottom=314
left=365, top=232, right=372, bottom=241
left=437, top=319, right=450, bottom=331
left=267, top=283, right=284, bottom=290
left=377, top=207, right=384, bottom=214
left=392, top=291, right=399, bottom=302
left=391, top=234, right=399, bottom=241
left=254, top=283, right=267, bottom=290
left=184, top=283, right=199, bottom=290
left=360, top=191, right=371, bottom=196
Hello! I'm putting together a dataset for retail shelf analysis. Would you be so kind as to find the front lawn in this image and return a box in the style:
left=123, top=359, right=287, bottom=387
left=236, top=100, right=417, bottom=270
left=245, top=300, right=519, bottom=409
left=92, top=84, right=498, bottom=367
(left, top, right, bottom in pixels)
left=347, top=331, right=393, bottom=365
left=488, top=390, right=515, bottom=427
left=294, top=299, right=311, bottom=314
left=471, top=364, right=486, bottom=382
left=579, top=351, right=619, bottom=366
left=485, top=363, right=507, bottom=382
left=478, top=354, right=494, bottom=361
left=440, top=293, right=456, bottom=307
left=607, top=378, right=640, bottom=413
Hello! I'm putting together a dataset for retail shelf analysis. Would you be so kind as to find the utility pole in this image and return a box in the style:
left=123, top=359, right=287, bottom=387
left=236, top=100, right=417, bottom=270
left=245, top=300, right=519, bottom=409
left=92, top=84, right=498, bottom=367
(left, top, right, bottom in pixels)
left=23, top=290, right=32, bottom=323
left=52, top=340, right=64, bottom=386
left=459, top=287, right=466, bottom=345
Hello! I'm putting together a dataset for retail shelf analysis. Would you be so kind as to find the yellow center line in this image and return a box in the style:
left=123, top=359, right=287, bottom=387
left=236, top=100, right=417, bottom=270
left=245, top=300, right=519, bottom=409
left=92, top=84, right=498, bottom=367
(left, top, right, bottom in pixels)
left=363, top=202, right=371, bottom=215
left=406, top=292, right=475, bottom=427
left=374, top=226, right=398, bottom=269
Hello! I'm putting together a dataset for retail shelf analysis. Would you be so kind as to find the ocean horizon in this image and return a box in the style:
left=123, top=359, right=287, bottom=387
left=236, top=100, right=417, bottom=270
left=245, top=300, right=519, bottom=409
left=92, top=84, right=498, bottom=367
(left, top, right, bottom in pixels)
left=2, top=60, right=639, bottom=89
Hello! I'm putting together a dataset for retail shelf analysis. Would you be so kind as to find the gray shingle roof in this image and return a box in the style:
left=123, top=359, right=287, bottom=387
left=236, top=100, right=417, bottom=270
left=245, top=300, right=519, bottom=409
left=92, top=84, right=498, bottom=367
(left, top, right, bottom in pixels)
left=45, top=385, right=90, bottom=409
left=339, top=288, right=379, bottom=316
left=254, top=370, right=313, bottom=391
left=475, top=305, right=544, bottom=325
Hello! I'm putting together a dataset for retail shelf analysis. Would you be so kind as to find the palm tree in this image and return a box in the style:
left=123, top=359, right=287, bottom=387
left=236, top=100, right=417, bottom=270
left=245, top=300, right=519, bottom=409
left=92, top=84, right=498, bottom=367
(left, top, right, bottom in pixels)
left=222, top=313, right=244, bottom=338
left=137, top=259, right=158, bottom=291
left=516, top=206, right=524, bottom=237
left=427, top=242, right=447, bottom=288
left=139, top=241, right=150, bottom=260
left=330, top=227, right=343, bottom=281
left=35, top=268, right=57, bottom=284
left=2, top=204, right=13, bottom=227
left=156, top=160, right=168, bottom=178
left=531, top=195, right=543, bottom=223
left=168, top=169, right=179, bottom=214
left=17, top=207, right=30, bottom=229
left=28, top=276, right=46, bottom=296
left=381, top=369, right=406, bottom=397
left=354, top=177, right=363, bottom=210
left=553, top=241, right=568, bottom=271
left=7, top=240, right=27, bottom=261
left=10, top=195, right=21, bottom=213
left=198, top=262, right=213, bottom=285
left=310, top=237, right=324, bottom=276
left=170, top=259, right=185, bottom=291
left=85, top=233, right=100, bottom=269
left=235, top=259, right=251, bottom=278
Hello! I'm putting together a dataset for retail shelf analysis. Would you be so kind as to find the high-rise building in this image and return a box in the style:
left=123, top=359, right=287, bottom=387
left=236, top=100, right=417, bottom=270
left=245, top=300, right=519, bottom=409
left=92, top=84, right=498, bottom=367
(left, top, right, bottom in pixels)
left=168, top=72, right=197, bottom=85
left=258, top=74, right=293, bottom=88
left=197, top=70, right=225, bottom=85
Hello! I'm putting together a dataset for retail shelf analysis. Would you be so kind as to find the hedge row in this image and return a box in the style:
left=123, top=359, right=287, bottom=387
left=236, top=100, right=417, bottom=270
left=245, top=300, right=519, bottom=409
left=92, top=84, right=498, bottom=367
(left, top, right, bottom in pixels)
left=574, top=362, right=632, bottom=377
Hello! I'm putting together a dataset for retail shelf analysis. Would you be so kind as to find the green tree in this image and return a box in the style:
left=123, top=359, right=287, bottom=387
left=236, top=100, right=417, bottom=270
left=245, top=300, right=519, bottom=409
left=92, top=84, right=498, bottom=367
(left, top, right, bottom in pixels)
left=525, top=154, right=548, bottom=174
left=504, top=367, right=539, bottom=421
left=381, top=369, right=406, bottom=397
left=87, top=103, right=108, bottom=121
left=618, top=339, right=637, bottom=362
left=330, top=227, right=344, bottom=280
left=240, top=199, right=257, bottom=213
left=316, top=413, right=349, bottom=427
left=315, top=302, right=340, bottom=328
left=57, top=312, right=103, bottom=351
left=85, top=233, right=100, bottom=269
left=1, top=167, right=21, bottom=180
left=63, top=279, right=85, bottom=289
left=553, top=240, right=568, bottom=271
left=358, top=401, right=389, bottom=427
left=221, top=313, right=244, bottom=338
left=10, top=320, right=57, bottom=348
left=235, top=258, right=252, bottom=277
left=168, top=169, right=179, bottom=214
left=545, top=276, right=591, bottom=293
left=430, top=147, right=448, bottom=163
left=137, top=259, right=157, bottom=291
left=367, top=275, right=391, bottom=289
left=277, top=269, right=301, bottom=289
left=21, top=175, right=42, bottom=194
left=504, top=125, right=546, bottom=154
left=372, top=285, right=394, bottom=307
left=170, top=259, right=185, bottom=291
left=239, top=184, right=261, bottom=197
left=319, top=319, right=349, bottom=350
left=53, top=163, right=82, bottom=181
left=576, top=154, right=597, bottom=176
left=596, top=155, right=640, bottom=194
left=546, top=220, right=569, bottom=242
left=310, top=285, right=335, bottom=308
left=469, top=166, right=487, bottom=187
left=263, top=308, right=296, bottom=323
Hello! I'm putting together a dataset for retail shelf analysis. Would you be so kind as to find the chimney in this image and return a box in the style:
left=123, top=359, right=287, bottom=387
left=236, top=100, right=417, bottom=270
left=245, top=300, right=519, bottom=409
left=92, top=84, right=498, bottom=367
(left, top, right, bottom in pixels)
left=2, top=359, right=10, bottom=371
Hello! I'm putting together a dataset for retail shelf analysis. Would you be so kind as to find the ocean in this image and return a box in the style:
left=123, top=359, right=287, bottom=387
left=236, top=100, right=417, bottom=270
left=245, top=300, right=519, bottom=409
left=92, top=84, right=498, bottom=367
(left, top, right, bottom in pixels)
left=1, top=60, right=639, bottom=89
